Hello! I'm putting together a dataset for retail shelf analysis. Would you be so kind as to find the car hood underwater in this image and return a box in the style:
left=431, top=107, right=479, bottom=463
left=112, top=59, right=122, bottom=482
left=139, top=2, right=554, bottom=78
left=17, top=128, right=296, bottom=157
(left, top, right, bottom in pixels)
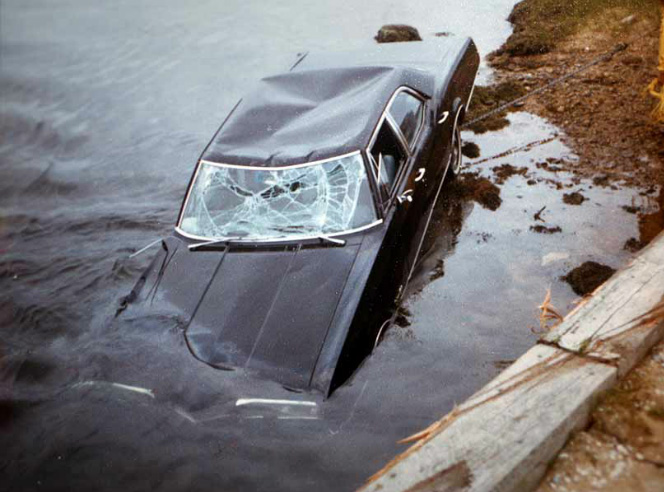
left=120, top=231, right=384, bottom=396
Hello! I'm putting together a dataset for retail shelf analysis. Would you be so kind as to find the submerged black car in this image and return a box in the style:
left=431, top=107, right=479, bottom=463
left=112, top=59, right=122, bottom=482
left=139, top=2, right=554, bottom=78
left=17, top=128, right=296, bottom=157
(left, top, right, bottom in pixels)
left=124, top=38, right=479, bottom=396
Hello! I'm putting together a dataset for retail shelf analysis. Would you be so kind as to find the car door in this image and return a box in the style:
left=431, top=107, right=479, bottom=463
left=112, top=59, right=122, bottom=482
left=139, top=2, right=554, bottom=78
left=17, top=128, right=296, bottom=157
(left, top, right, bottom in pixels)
left=385, top=90, right=436, bottom=282
left=367, top=91, right=428, bottom=296
left=387, top=89, right=434, bottom=203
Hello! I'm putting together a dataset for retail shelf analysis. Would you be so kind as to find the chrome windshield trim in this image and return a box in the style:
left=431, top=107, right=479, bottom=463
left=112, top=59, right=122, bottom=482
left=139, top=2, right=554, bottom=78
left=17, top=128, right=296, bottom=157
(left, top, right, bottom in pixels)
left=199, top=150, right=362, bottom=172
left=174, top=219, right=384, bottom=244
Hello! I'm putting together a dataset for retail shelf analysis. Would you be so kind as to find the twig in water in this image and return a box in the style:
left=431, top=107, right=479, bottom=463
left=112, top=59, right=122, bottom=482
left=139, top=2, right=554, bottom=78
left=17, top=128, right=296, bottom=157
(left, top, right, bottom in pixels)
left=534, top=206, right=547, bottom=222
left=535, top=288, right=563, bottom=334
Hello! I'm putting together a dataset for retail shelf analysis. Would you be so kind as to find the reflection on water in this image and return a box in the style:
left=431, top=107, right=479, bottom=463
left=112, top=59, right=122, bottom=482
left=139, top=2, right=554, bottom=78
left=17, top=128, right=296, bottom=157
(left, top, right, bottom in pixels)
left=1, top=1, right=658, bottom=491
left=637, top=189, right=664, bottom=246
left=401, top=113, right=646, bottom=383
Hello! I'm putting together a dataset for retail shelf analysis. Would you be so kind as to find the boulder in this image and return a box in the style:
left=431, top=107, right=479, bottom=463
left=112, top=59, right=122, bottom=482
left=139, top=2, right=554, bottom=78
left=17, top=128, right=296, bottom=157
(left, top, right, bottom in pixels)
left=375, top=24, right=422, bottom=43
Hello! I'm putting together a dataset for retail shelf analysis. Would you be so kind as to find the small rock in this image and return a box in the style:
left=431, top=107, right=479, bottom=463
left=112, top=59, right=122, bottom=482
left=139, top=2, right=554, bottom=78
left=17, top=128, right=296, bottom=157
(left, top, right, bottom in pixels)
left=622, top=205, right=639, bottom=214
left=593, top=174, right=611, bottom=187
left=624, top=237, right=645, bottom=252
left=620, top=14, right=637, bottom=25
left=530, top=225, right=562, bottom=234
left=562, top=261, right=616, bottom=296
left=492, top=163, right=528, bottom=184
left=375, top=25, right=422, bottom=43
left=461, top=141, right=481, bottom=159
left=563, top=192, right=586, bottom=205
left=450, top=173, right=502, bottom=211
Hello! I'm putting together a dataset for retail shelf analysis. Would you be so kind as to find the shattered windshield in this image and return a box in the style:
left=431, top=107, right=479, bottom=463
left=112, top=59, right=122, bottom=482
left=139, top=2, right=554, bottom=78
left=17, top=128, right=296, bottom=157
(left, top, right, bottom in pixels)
left=178, top=153, right=377, bottom=240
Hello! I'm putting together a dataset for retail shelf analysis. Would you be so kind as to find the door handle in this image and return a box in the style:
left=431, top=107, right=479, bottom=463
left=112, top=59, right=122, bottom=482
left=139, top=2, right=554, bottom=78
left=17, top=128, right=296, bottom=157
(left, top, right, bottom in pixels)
left=437, top=111, right=449, bottom=124
left=397, top=189, right=414, bottom=204
left=415, top=168, right=425, bottom=182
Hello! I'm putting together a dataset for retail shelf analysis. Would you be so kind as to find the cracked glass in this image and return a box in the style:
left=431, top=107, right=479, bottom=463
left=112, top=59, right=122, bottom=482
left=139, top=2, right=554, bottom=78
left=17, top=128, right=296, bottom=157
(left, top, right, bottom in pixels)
left=179, top=154, right=377, bottom=240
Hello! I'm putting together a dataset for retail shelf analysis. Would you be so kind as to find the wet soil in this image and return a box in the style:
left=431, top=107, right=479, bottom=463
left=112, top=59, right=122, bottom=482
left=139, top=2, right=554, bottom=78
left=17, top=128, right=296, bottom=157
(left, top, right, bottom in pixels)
left=493, top=163, right=529, bottom=184
left=561, top=261, right=617, bottom=296
left=461, top=141, right=481, bottom=159
left=447, top=173, right=503, bottom=210
left=531, top=224, right=563, bottom=234
left=485, top=1, right=664, bottom=191
left=562, top=191, right=587, bottom=205
left=623, top=236, right=647, bottom=251
left=537, top=340, right=664, bottom=492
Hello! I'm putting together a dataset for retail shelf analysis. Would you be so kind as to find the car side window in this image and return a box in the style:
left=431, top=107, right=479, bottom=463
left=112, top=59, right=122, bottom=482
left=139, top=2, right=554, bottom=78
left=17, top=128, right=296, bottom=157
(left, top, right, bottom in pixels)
left=389, top=91, right=424, bottom=146
left=369, top=121, right=407, bottom=201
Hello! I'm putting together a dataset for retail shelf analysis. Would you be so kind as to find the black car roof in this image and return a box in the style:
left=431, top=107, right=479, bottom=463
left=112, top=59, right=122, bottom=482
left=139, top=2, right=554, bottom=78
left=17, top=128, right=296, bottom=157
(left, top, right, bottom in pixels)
left=201, top=38, right=471, bottom=167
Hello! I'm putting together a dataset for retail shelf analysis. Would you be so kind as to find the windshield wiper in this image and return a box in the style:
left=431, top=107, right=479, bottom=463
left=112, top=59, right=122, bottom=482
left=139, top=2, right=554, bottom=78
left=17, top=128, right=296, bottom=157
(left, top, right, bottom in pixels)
left=189, top=233, right=345, bottom=250
left=188, top=237, right=242, bottom=251
left=271, top=227, right=346, bottom=246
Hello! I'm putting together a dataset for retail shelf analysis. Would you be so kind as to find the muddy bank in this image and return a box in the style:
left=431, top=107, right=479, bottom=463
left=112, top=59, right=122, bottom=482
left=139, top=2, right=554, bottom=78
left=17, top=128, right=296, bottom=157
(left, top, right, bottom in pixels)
left=468, top=0, right=663, bottom=193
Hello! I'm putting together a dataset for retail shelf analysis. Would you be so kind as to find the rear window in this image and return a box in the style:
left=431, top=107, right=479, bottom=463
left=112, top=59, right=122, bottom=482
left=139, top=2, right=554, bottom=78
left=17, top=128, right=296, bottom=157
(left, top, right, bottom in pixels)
left=369, top=121, right=407, bottom=200
left=389, top=91, right=424, bottom=146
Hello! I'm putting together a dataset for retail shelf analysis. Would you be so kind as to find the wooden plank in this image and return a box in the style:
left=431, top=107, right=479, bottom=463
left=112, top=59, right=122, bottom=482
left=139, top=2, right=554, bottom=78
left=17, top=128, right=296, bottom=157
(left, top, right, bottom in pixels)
left=361, top=344, right=617, bottom=492
left=639, top=231, right=664, bottom=265
left=543, top=233, right=664, bottom=376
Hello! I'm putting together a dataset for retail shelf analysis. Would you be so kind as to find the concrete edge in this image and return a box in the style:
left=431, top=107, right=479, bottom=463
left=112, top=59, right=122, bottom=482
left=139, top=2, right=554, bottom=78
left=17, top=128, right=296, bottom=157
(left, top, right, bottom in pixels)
left=360, top=232, right=664, bottom=492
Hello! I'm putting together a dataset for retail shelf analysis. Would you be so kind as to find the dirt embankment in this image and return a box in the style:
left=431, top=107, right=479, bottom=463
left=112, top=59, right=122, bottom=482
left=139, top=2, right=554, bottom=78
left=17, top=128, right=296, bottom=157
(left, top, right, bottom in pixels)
left=467, top=0, right=664, bottom=191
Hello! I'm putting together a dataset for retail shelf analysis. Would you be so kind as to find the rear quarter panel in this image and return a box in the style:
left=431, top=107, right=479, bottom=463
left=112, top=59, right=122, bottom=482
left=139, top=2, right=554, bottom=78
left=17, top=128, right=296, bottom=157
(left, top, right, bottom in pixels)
left=430, top=39, right=480, bottom=180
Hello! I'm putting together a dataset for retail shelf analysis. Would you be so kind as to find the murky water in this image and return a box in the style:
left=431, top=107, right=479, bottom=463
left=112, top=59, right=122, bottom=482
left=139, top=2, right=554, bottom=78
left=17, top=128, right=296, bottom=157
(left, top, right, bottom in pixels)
left=1, top=1, right=656, bottom=491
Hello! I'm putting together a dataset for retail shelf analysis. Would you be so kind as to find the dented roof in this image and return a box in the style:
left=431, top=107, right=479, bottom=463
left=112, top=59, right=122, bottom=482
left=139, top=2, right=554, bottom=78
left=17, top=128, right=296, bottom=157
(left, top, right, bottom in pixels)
left=201, top=38, right=470, bottom=167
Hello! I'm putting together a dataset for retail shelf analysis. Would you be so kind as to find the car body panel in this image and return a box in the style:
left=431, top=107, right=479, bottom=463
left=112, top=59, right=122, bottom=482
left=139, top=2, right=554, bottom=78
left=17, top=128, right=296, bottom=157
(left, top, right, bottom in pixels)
left=185, top=239, right=365, bottom=389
